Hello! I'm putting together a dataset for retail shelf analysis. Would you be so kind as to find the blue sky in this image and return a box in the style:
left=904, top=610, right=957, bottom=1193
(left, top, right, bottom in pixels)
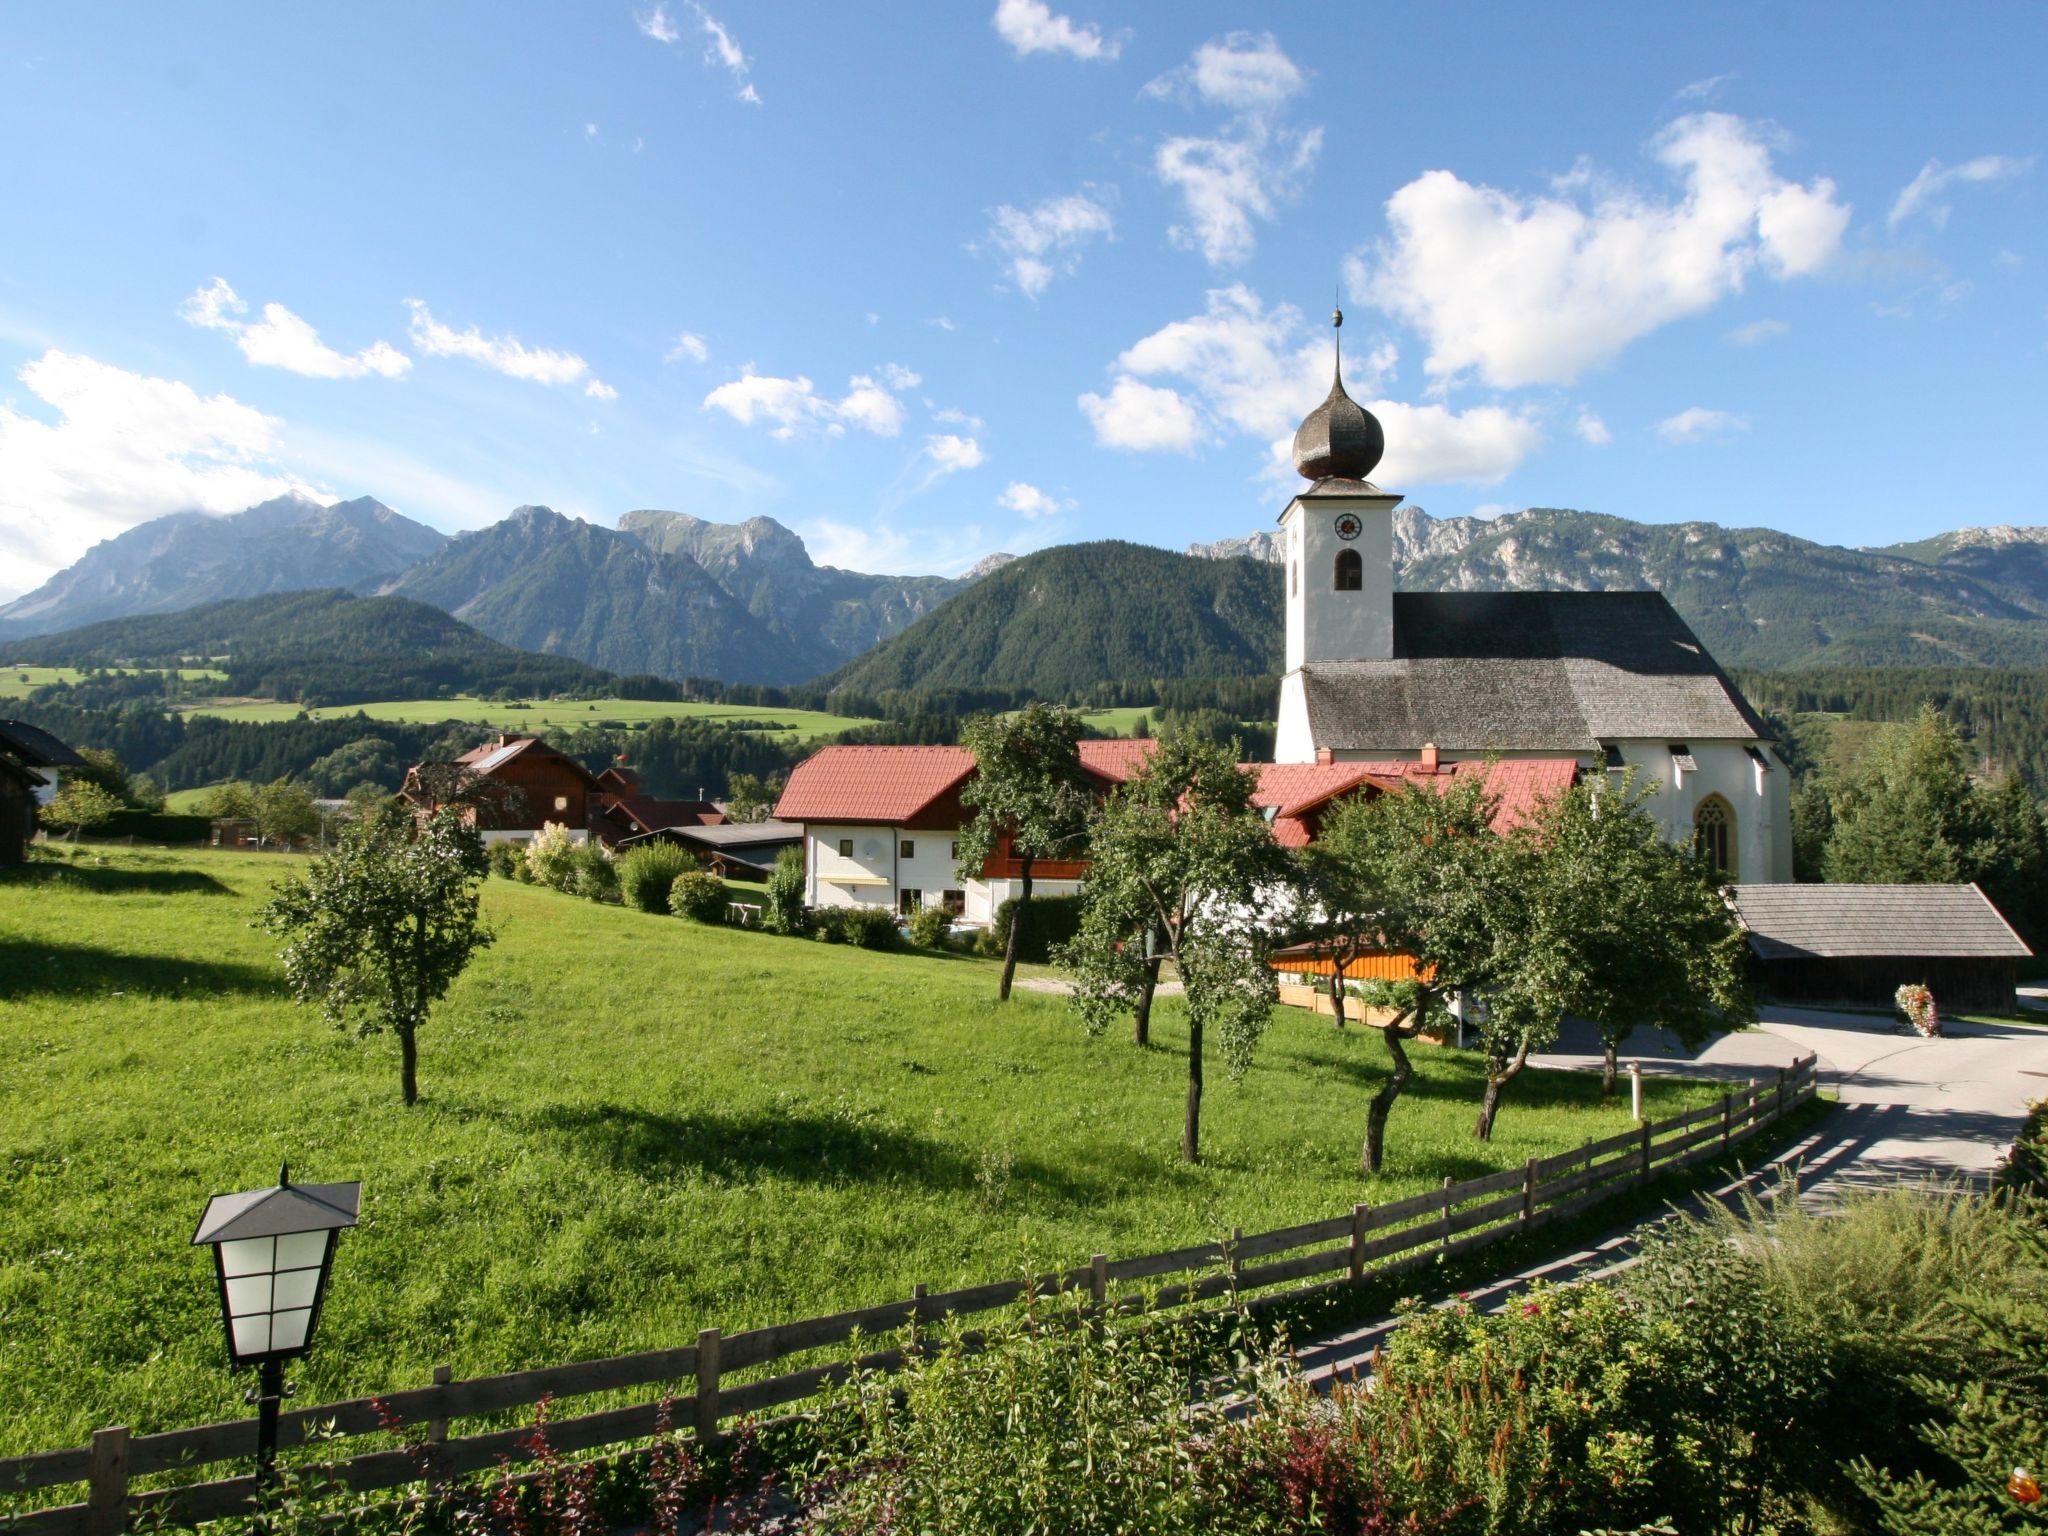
left=0, top=2, right=2041, bottom=600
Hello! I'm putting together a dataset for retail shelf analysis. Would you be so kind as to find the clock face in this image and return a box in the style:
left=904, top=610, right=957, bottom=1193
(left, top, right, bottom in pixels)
left=1334, top=513, right=1363, bottom=542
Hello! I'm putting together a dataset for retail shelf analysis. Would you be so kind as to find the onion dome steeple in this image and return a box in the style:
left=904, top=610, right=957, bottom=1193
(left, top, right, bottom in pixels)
left=1291, top=306, right=1384, bottom=482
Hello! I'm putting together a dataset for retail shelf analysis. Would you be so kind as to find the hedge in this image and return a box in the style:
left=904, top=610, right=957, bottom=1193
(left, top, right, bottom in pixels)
left=97, top=810, right=211, bottom=844
left=990, top=892, right=1085, bottom=963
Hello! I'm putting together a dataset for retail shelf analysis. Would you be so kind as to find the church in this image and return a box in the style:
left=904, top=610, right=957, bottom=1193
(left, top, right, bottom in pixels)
left=1272, top=309, right=1792, bottom=884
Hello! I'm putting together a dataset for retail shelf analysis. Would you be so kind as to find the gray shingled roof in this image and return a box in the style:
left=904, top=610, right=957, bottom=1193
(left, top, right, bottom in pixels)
left=0, top=719, right=87, bottom=769
left=1299, top=592, right=1767, bottom=752
left=1731, top=883, right=2031, bottom=961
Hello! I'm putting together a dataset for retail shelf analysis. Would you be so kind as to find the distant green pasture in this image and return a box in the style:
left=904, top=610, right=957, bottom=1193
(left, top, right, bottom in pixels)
left=176, top=695, right=877, bottom=741
left=0, top=665, right=226, bottom=698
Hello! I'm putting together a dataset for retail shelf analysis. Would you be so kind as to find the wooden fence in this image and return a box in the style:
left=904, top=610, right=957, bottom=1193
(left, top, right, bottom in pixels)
left=1, top=1055, right=1819, bottom=1536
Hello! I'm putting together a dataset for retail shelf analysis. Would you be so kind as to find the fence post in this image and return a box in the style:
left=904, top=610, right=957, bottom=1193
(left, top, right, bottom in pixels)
left=1522, top=1157, right=1539, bottom=1224
left=1721, top=1091, right=1732, bottom=1151
left=426, top=1364, right=452, bottom=1485
left=1348, top=1202, right=1369, bottom=1281
left=1089, top=1254, right=1108, bottom=1338
left=1227, top=1227, right=1243, bottom=1297
left=86, top=1426, right=129, bottom=1536
left=1439, top=1176, right=1454, bottom=1253
left=694, top=1327, right=722, bottom=1449
left=1775, top=1065, right=1787, bottom=1121
left=1638, top=1119, right=1652, bottom=1184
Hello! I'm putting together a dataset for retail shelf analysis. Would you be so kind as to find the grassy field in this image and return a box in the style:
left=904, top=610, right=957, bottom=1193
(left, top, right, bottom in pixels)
left=173, top=696, right=877, bottom=741
left=0, top=845, right=1718, bottom=1455
left=1074, top=707, right=1274, bottom=739
left=0, top=665, right=226, bottom=698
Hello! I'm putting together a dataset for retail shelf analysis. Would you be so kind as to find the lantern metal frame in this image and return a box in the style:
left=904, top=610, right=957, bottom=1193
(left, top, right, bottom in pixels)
left=192, top=1163, right=361, bottom=1369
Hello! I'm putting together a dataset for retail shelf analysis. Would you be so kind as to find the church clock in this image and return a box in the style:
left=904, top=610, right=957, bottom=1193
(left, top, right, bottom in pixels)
left=1333, top=512, right=1362, bottom=541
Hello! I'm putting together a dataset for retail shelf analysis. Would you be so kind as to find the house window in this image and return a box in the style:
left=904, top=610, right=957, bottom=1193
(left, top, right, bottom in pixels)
left=553, top=795, right=570, bottom=812
left=1694, top=795, right=1736, bottom=879
left=898, top=887, right=922, bottom=916
left=942, top=889, right=966, bottom=916
left=949, top=840, right=959, bottom=859
left=1334, top=548, right=1362, bottom=591
left=900, top=839, right=915, bottom=859
left=837, top=838, right=854, bottom=859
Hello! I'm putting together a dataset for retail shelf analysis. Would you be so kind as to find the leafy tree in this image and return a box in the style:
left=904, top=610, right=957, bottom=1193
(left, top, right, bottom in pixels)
left=70, top=745, right=131, bottom=801
left=1315, top=773, right=1510, bottom=1173
left=1472, top=776, right=1753, bottom=1139
left=200, top=780, right=259, bottom=819
left=1059, top=732, right=1294, bottom=1164
left=344, top=781, right=389, bottom=819
left=126, top=773, right=167, bottom=813
left=305, top=736, right=400, bottom=797
left=1825, top=706, right=1978, bottom=885
left=253, top=778, right=321, bottom=845
left=724, top=771, right=784, bottom=823
left=39, top=779, right=122, bottom=839
left=525, top=822, right=582, bottom=892
left=669, top=869, right=728, bottom=924
left=1790, top=775, right=1833, bottom=883
left=955, top=703, right=1094, bottom=1002
left=258, top=806, right=493, bottom=1105
left=763, top=845, right=810, bottom=936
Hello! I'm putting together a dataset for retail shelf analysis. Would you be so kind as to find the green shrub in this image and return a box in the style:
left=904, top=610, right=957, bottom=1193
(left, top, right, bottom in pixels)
left=669, top=870, right=728, bottom=924
left=846, top=906, right=900, bottom=950
left=486, top=841, right=521, bottom=880
left=762, top=846, right=810, bottom=936
left=523, top=822, right=580, bottom=892
left=811, top=906, right=852, bottom=944
left=97, top=810, right=210, bottom=844
left=990, top=892, right=1084, bottom=963
left=907, top=903, right=950, bottom=949
left=570, top=842, right=618, bottom=902
left=616, top=842, right=695, bottom=914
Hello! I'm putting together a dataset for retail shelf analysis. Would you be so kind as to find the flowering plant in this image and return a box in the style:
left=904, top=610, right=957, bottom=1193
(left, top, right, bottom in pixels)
left=1895, top=982, right=1939, bottom=1037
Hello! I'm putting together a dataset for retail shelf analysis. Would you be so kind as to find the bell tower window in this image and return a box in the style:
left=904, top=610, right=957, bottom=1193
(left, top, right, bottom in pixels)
left=1334, top=548, right=1362, bottom=591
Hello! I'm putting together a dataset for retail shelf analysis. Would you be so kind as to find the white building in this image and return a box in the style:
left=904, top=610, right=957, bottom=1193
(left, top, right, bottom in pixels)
left=1270, top=310, right=1793, bottom=883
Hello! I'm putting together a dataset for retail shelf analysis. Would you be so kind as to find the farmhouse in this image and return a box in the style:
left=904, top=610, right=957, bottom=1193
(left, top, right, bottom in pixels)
left=0, top=718, right=87, bottom=811
left=1730, top=882, right=2032, bottom=1013
left=403, top=737, right=722, bottom=848
left=1272, top=311, right=1793, bottom=882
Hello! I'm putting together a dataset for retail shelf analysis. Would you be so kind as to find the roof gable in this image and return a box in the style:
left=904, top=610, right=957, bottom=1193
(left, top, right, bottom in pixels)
left=0, top=719, right=88, bottom=769
left=1730, top=882, right=2032, bottom=960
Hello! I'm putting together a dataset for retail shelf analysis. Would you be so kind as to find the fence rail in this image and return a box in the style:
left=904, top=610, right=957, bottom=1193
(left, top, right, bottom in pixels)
left=0, top=1055, right=1819, bottom=1536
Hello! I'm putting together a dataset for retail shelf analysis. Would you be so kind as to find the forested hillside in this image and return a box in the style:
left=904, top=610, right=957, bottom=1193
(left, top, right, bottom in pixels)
left=821, top=541, right=1283, bottom=697
left=1734, top=666, right=2048, bottom=788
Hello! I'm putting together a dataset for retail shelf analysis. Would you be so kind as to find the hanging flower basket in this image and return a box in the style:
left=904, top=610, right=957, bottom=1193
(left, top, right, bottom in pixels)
left=1895, top=982, right=1940, bottom=1037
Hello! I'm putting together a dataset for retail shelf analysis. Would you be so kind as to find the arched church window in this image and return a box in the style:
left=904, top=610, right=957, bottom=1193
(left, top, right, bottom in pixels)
left=1693, top=794, right=1736, bottom=879
left=1334, top=548, right=1362, bottom=591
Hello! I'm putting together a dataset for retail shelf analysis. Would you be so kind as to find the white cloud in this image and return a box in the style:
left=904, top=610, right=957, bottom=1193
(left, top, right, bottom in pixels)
left=1888, top=153, right=2033, bottom=230
left=584, top=122, right=599, bottom=140
left=1656, top=406, right=1748, bottom=444
left=1091, top=285, right=1540, bottom=484
left=1354, top=112, right=1850, bottom=389
left=923, top=434, right=986, bottom=475
left=997, top=481, right=1072, bottom=518
left=405, top=300, right=610, bottom=396
left=1674, top=72, right=1736, bottom=103
left=982, top=189, right=1115, bottom=298
left=991, top=0, right=1120, bottom=61
left=931, top=405, right=985, bottom=429
left=635, top=3, right=681, bottom=43
left=1146, top=33, right=1319, bottom=268
left=666, top=331, right=710, bottom=363
left=0, top=350, right=332, bottom=590
left=179, top=278, right=410, bottom=380
left=702, top=363, right=920, bottom=438
left=1080, top=376, right=1204, bottom=452
left=926, top=316, right=957, bottom=332
left=1573, top=408, right=1611, bottom=445
left=1725, top=316, right=1790, bottom=345
left=640, top=0, right=759, bottom=103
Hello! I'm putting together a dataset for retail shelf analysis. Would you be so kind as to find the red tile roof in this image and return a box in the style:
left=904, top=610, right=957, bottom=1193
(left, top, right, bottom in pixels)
left=1249, top=758, right=1577, bottom=846
left=1077, top=737, right=1156, bottom=782
left=774, top=745, right=978, bottom=824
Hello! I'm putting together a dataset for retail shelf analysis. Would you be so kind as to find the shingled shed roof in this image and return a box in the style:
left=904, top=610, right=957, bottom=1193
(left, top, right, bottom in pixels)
left=0, top=719, right=88, bottom=769
left=1299, top=592, right=1767, bottom=753
left=1731, top=883, right=2031, bottom=961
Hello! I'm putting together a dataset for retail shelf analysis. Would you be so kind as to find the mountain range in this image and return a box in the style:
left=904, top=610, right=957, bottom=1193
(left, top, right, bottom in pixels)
left=9, top=494, right=2048, bottom=692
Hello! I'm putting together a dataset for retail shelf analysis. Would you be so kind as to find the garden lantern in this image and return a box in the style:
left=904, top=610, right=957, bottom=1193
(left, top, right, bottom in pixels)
left=192, top=1164, right=360, bottom=1507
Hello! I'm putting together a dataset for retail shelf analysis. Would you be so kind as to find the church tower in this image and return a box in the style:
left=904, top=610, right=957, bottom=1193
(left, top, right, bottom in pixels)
left=1279, top=309, right=1401, bottom=675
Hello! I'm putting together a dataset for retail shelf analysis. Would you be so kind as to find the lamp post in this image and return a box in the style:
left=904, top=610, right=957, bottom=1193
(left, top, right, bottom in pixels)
left=191, top=1165, right=360, bottom=1522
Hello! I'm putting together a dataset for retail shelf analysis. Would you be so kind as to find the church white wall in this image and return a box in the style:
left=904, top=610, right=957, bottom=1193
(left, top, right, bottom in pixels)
left=1280, top=492, right=1399, bottom=670
left=1274, top=673, right=1315, bottom=764
left=1605, top=740, right=1793, bottom=883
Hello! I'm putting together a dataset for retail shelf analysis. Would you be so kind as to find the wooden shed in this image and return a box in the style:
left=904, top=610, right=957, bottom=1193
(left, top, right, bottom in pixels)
left=1729, top=883, right=2032, bottom=1014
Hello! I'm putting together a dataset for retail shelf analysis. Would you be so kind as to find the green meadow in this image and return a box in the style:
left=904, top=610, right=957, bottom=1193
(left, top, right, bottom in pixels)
left=172, top=696, right=877, bottom=740
left=0, top=665, right=227, bottom=699
left=0, top=845, right=1717, bottom=1455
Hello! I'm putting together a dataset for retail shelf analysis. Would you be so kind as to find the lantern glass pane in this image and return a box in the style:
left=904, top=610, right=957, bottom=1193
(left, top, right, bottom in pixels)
left=272, top=1267, right=320, bottom=1311
left=270, top=1309, right=313, bottom=1351
left=232, top=1313, right=271, bottom=1357
left=219, top=1237, right=274, bottom=1278
left=275, top=1230, right=328, bottom=1272
left=225, top=1274, right=272, bottom=1316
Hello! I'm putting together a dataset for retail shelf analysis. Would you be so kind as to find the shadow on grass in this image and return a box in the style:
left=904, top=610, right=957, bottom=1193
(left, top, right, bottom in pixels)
left=530, top=1101, right=1102, bottom=1202
left=0, top=937, right=283, bottom=1000
left=1, top=861, right=232, bottom=895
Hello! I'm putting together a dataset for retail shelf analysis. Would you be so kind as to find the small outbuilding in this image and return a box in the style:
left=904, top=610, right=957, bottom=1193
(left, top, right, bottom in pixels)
left=1729, top=883, right=2032, bottom=1014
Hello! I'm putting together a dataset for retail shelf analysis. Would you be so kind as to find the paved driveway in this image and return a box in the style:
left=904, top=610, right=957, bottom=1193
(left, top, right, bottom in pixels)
left=1532, top=1002, right=2048, bottom=1187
